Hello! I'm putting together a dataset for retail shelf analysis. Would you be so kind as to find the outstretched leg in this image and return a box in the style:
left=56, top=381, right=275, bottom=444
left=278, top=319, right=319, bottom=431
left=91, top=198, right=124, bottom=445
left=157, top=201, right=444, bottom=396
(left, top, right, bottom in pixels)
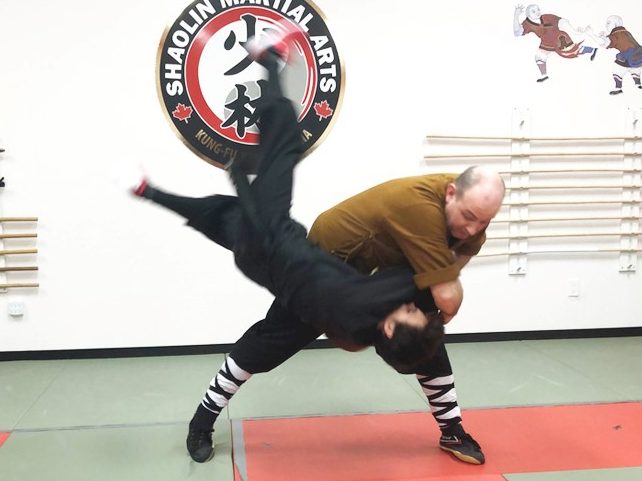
left=250, top=72, right=301, bottom=223
left=230, top=32, right=304, bottom=229
left=228, top=42, right=306, bottom=286
left=136, top=183, right=241, bottom=251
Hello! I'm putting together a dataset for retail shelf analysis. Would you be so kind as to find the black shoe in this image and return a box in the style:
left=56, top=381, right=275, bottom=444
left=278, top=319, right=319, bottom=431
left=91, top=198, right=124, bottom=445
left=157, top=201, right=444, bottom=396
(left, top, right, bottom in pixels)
left=536, top=75, right=549, bottom=83
left=186, top=426, right=214, bottom=463
left=610, top=89, right=623, bottom=95
left=439, top=432, right=485, bottom=465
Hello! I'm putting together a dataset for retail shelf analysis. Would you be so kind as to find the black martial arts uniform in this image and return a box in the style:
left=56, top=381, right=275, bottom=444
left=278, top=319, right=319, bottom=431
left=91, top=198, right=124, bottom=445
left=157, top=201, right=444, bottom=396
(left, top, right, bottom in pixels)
left=141, top=77, right=438, bottom=368
left=143, top=55, right=469, bottom=462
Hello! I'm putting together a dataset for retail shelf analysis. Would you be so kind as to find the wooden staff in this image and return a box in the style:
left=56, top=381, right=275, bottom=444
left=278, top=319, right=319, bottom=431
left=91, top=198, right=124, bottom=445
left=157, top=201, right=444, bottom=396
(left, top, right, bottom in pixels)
left=506, top=184, right=641, bottom=190
left=0, top=233, right=37, bottom=239
left=0, top=217, right=38, bottom=222
left=487, top=232, right=640, bottom=241
left=500, top=168, right=638, bottom=174
left=426, top=134, right=641, bottom=141
left=492, top=216, right=640, bottom=223
left=502, top=199, right=640, bottom=206
left=424, top=152, right=642, bottom=160
left=477, top=248, right=642, bottom=258
left=0, top=249, right=38, bottom=255
left=0, top=266, right=38, bottom=272
left=0, top=283, right=39, bottom=289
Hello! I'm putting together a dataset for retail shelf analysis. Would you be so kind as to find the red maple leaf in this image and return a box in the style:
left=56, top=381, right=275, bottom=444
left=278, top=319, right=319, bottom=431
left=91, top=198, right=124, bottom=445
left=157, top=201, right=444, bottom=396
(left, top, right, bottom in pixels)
left=172, top=103, right=193, bottom=123
left=313, top=100, right=333, bottom=120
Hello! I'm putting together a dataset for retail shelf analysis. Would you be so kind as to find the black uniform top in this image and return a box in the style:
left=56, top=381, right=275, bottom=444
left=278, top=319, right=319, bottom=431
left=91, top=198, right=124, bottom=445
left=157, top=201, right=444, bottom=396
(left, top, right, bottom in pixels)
left=233, top=214, right=425, bottom=345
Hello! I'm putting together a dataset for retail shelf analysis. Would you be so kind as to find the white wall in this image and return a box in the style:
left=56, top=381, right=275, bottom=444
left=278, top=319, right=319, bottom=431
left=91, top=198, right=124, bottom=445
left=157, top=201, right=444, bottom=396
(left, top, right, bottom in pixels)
left=0, top=0, right=640, bottom=352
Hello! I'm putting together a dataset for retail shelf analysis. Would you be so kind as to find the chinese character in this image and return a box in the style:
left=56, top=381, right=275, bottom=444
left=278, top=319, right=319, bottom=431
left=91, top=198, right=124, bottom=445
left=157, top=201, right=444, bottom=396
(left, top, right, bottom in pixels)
left=222, top=81, right=267, bottom=137
left=224, top=14, right=277, bottom=76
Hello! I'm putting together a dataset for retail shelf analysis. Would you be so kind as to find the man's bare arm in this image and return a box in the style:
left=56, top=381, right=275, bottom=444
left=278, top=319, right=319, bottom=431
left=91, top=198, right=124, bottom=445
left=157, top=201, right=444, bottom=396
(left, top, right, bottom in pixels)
left=430, top=278, right=463, bottom=323
left=429, top=255, right=472, bottom=322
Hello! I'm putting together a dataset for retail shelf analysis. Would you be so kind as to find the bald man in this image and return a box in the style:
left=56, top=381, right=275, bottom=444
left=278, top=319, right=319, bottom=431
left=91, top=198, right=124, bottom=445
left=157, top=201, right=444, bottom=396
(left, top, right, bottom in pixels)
left=184, top=163, right=504, bottom=466
left=584, top=15, right=642, bottom=95
left=312, top=166, right=505, bottom=323
left=309, top=167, right=504, bottom=466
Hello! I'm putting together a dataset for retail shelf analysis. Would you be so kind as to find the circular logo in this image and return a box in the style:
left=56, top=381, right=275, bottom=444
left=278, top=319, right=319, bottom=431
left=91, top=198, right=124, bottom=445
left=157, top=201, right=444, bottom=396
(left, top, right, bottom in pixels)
left=157, top=0, right=344, bottom=173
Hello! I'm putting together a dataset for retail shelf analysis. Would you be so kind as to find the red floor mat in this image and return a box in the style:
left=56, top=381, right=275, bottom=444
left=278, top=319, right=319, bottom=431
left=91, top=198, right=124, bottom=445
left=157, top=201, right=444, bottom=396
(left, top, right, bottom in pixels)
left=0, top=433, right=10, bottom=448
left=233, top=403, right=642, bottom=481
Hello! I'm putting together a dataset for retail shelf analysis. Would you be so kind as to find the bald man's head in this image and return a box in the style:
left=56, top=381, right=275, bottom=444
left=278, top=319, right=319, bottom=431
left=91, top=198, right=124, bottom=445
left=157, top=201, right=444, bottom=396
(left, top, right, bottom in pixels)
left=444, top=166, right=505, bottom=240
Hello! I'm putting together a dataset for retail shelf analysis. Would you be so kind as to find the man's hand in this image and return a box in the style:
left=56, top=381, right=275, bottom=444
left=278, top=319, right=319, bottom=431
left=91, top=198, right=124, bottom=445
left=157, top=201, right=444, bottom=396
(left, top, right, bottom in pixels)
left=440, top=312, right=455, bottom=324
left=513, top=5, right=525, bottom=36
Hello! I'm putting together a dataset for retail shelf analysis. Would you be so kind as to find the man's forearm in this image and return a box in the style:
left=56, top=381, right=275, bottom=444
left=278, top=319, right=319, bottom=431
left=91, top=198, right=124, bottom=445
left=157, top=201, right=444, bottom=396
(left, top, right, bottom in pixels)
left=430, top=278, right=463, bottom=323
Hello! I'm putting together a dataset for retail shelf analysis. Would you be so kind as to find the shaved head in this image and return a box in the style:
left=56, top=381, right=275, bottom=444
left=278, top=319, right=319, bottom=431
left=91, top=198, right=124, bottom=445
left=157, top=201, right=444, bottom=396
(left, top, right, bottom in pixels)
left=445, top=166, right=505, bottom=240
left=455, top=165, right=504, bottom=191
left=455, top=166, right=505, bottom=210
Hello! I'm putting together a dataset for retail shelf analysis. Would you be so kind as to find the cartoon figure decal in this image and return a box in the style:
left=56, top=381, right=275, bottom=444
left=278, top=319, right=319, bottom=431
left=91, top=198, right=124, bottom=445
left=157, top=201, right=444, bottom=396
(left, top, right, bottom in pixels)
left=585, top=15, right=642, bottom=95
left=513, top=4, right=597, bottom=82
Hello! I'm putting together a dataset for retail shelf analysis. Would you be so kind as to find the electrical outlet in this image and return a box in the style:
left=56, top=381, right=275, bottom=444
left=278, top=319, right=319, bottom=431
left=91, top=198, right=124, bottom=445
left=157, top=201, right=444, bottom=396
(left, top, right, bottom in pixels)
left=8, top=301, right=25, bottom=317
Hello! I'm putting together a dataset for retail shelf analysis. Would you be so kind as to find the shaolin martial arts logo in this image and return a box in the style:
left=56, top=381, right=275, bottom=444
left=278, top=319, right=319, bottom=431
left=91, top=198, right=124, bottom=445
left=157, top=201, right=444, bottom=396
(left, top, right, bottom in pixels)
left=157, top=0, right=343, bottom=173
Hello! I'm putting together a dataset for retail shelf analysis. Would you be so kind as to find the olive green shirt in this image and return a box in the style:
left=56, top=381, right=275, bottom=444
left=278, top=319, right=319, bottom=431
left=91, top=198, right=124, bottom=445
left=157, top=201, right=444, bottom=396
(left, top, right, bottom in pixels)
left=308, top=174, right=486, bottom=290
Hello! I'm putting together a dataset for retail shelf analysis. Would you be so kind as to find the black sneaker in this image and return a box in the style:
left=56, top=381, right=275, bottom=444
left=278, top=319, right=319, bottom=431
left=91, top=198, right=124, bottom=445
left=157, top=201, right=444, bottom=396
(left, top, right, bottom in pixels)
left=186, top=426, right=214, bottom=463
left=439, top=432, right=485, bottom=465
